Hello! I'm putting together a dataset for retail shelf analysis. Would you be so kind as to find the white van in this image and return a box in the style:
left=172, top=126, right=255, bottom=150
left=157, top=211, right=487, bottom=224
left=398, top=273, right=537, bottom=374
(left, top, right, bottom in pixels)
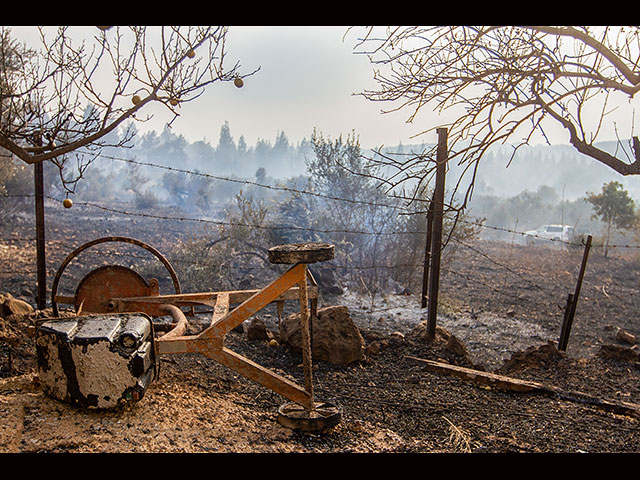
left=524, top=225, right=576, bottom=245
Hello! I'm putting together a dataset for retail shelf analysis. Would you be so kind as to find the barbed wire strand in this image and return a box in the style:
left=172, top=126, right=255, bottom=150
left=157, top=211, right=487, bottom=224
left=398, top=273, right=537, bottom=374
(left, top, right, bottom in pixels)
left=4, top=191, right=640, bottom=250
left=91, top=153, right=418, bottom=211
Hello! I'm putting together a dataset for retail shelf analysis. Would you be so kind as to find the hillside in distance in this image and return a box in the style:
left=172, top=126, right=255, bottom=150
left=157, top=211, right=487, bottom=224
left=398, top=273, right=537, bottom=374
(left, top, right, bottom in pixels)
left=381, top=140, right=640, bottom=203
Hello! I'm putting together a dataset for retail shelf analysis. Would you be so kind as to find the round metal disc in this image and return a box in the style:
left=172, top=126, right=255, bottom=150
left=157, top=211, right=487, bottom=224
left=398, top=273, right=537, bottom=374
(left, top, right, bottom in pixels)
left=277, top=401, right=342, bottom=432
left=74, top=265, right=150, bottom=314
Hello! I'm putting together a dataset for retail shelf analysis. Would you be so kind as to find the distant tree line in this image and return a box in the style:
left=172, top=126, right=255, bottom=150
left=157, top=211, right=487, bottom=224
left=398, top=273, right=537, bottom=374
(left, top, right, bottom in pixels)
left=144, top=130, right=480, bottom=298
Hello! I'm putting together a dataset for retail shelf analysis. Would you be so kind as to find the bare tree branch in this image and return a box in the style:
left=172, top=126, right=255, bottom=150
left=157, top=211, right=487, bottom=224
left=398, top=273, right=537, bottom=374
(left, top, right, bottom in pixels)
left=353, top=26, right=640, bottom=208
left=0, top=26, right=256, bottom=193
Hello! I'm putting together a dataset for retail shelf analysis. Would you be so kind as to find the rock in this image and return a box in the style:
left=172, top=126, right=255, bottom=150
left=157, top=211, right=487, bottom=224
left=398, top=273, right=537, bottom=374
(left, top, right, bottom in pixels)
left=279, top=305, right=364, bottom=365
left=387, top=331, right=405, bottom=348
left=364, top=341, right=381, bottom=356
left=246, top=317, right=270, bottom=341
left=390, top=331, right=405, bottom=341
left=615, top=328, right=636, bottom=345
left=598, top=344, right=639, bottom=363
left=1, top=293, right=34, bottom=318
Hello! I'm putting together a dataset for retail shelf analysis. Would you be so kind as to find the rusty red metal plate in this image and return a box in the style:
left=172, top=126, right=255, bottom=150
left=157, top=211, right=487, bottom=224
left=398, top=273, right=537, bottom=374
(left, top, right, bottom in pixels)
left=74, top=265, right=150, bottom=314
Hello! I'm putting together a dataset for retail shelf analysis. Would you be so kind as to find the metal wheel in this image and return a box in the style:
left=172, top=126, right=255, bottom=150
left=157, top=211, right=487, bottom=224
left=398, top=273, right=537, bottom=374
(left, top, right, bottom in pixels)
left=277, top=401, right=342, bottom=432
left=51, top=236, right=181, bottom=316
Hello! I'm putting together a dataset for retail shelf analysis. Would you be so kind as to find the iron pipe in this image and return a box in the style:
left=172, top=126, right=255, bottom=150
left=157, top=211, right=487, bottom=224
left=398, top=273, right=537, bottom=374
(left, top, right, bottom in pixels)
left=157, top=304, right=189, bottom=340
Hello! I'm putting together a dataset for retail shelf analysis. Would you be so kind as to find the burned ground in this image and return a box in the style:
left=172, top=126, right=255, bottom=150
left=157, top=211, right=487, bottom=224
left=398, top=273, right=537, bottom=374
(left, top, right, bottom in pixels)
left=1, top=206, right=639, bottom=453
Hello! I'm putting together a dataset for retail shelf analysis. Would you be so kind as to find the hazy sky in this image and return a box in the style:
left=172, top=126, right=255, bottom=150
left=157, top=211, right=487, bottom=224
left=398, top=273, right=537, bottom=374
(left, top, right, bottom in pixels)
left=8, top=26, right=639, bottom=151
left=9, top=25, right=421, bottom=149
left=167, top=26, right=420, bottom=149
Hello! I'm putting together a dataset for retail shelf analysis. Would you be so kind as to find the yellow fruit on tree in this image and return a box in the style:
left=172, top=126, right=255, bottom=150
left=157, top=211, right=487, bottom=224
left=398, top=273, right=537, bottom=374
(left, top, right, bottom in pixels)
left=132, top=95, right=141, bottom=105
left=170, top=98, right=179, bottom=106
left=63, top=198, right=73, bottom=208
left=187, top=49, right=195, bottom=58
left=234, top=77, right=244, bottom=88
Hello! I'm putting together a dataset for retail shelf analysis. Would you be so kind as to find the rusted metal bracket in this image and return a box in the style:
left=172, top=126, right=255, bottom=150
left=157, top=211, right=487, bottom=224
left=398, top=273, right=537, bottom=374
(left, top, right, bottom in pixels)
left=155, top=262, right=316, bottom=409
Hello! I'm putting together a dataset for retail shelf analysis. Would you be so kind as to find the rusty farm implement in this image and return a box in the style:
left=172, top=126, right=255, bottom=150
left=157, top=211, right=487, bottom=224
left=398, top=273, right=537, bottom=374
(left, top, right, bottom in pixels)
left=36, top=236, right=341, bottom=432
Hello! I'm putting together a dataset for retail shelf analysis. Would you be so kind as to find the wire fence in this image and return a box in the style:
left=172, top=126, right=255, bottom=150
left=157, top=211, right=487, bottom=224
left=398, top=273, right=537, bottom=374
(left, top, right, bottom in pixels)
left=90, top=154, right=640, bottom=248
left=0, top=197, right=593, bottom=313
left=1, top=150, right=638, bottom=314
left=3, top=189, right=640, bottom=249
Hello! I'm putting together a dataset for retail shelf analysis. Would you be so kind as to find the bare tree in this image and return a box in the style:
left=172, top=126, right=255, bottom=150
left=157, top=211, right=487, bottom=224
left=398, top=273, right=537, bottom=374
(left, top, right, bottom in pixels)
left=354, top=26, right=640, bottom=209
left=0, top=26, right=253, bottom=193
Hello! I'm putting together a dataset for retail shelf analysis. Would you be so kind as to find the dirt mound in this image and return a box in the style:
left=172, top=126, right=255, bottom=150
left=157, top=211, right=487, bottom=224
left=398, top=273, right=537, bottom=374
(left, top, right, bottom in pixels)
left=597, top=344, right=640, bottom=363
left=398, top=321, right=481, bottom=370
left=496, top=341, right=567, bottom=375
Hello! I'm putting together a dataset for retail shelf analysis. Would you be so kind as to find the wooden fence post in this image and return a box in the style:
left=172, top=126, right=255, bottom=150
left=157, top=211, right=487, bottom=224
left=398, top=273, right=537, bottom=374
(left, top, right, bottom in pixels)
left=558, top=235, right=592, bottom=351
left=426, top=127, right=448, bottom=340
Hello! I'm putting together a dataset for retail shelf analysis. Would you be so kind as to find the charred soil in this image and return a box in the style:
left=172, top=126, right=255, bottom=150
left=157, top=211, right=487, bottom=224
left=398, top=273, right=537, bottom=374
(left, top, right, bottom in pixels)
left=1, top=207, right=640, bottom=453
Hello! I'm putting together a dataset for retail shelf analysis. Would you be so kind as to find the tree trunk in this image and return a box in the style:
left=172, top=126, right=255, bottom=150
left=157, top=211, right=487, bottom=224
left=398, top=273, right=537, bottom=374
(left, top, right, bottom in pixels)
left=604, top=219, right=612, bottom=257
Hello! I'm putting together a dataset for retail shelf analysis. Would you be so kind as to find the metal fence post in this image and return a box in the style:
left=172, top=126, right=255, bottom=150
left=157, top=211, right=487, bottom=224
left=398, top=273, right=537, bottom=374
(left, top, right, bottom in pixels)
left=558, top=235, right=592, bottom=351
left=34, top=161, right=46, bottom=310
left=421, top=195, right=435, bottom=309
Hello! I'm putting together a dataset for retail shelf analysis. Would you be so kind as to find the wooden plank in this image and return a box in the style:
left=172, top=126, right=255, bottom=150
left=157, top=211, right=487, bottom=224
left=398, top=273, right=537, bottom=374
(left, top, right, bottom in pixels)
left=406, top=355, right=640, bottom=418
left=406, top=356, right=546, bottom=392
